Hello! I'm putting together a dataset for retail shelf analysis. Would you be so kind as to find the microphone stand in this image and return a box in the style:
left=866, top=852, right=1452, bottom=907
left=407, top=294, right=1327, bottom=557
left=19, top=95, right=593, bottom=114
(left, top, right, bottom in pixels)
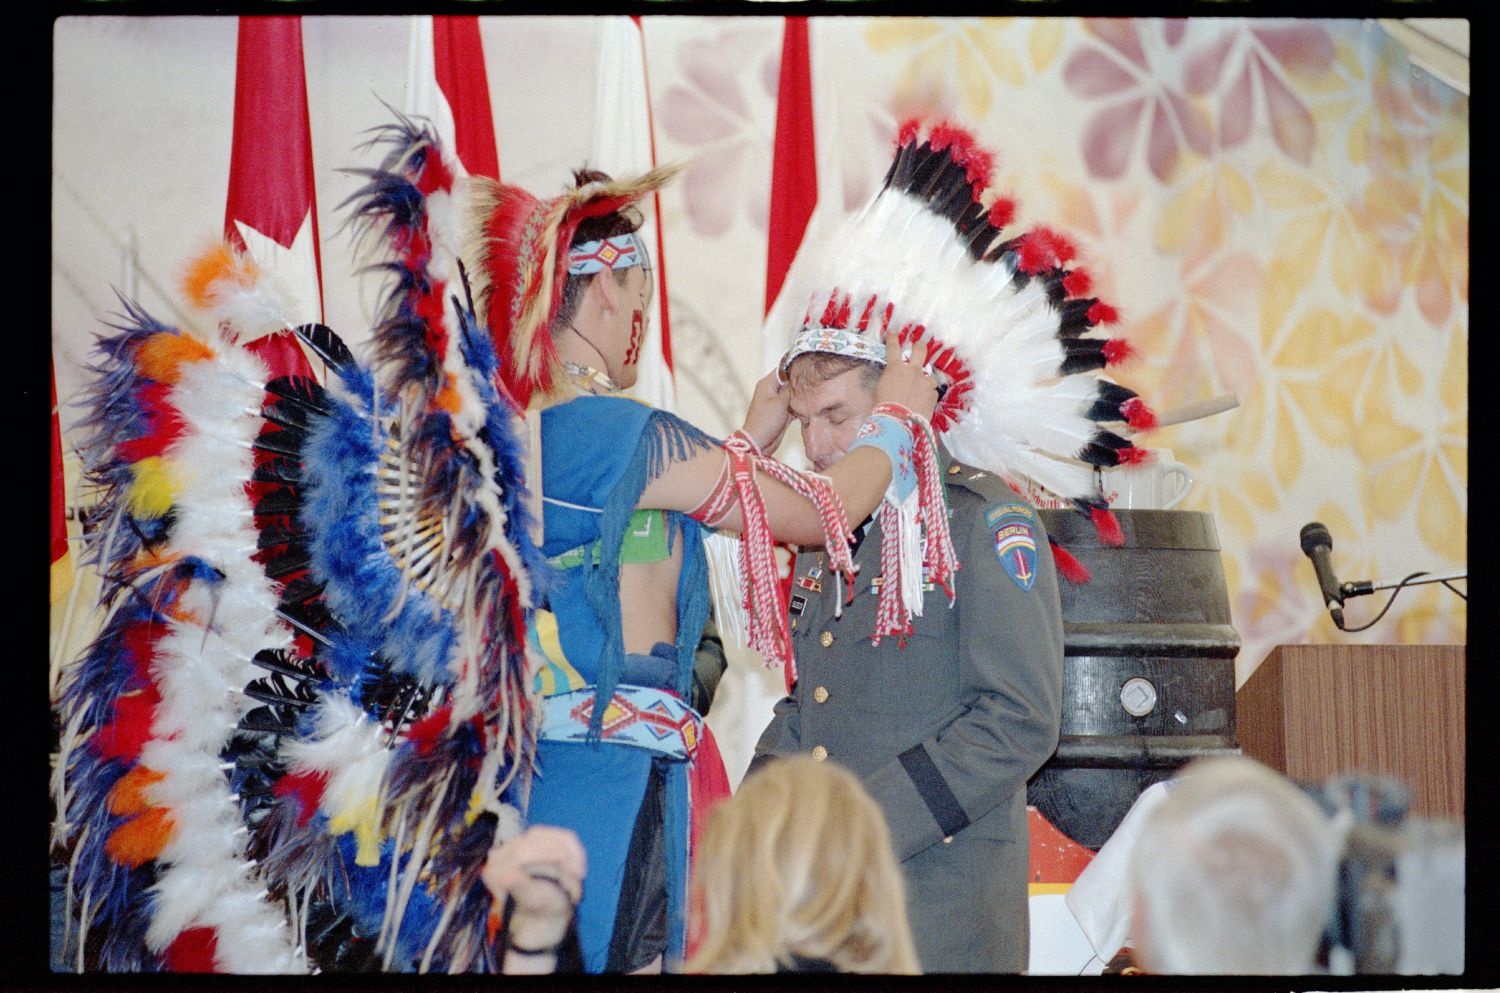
left=1342, top=569, right=1467, bottom=599
left=1335, top=567, right=1466, bottom=633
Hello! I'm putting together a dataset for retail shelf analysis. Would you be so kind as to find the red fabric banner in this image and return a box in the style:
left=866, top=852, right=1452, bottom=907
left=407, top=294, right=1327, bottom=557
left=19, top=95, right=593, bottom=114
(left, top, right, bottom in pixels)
left=433, top=16, right=500, bottom=181
left=225, top=16, right=322, bottom=382
left=51, top=364, right=69, bottom=570
left=765, top=18, right=817, bottom=689
left=764, top=17, right=817, bottom=318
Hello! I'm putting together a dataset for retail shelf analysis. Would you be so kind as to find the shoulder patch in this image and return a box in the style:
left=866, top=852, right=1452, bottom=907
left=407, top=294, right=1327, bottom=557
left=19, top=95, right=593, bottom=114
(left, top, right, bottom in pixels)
left=986, top=503, right=1040, bottom=591
left=983, top=500, right=1038, bottom=530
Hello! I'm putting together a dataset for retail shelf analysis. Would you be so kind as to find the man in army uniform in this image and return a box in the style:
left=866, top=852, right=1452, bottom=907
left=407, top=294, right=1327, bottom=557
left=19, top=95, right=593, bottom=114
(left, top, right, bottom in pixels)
left=748, top=351, right=1065, bottom=973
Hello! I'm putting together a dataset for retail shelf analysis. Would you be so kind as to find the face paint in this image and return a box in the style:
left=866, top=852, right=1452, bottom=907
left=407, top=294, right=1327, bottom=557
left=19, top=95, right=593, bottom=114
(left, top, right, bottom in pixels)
left=625, top=311, right=643, bottom=366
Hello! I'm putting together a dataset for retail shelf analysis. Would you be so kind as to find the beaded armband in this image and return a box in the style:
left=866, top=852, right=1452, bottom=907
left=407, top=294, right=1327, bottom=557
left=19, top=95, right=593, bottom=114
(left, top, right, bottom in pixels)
left=855, top=402, right=958, bottom=646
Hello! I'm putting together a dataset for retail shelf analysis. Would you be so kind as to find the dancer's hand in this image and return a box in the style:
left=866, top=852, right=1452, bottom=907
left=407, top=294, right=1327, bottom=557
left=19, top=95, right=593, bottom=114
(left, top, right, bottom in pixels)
left=873, top=331, right=939, bottom=419
left=741, top=369, right=793, bottom=453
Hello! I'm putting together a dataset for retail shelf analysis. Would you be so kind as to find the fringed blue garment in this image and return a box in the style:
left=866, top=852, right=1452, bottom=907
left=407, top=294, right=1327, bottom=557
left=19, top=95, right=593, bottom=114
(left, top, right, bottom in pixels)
left=525, top=394, right=716, bottom=972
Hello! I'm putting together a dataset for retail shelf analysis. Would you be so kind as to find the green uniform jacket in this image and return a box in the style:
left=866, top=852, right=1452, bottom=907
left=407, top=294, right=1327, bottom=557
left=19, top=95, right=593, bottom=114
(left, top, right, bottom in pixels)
left=752, top=456, right=1064, bottom=973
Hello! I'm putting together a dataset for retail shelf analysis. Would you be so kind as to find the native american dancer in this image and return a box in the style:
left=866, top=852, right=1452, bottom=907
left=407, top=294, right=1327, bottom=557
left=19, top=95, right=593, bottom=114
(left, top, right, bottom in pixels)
left=52, top=117, right=542, bottom=973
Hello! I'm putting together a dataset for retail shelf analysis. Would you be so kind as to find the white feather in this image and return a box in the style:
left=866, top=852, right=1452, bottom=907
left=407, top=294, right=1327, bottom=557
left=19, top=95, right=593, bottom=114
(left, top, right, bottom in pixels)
left=102, top=334, right=301, bottom=968
left=207, top=272, right=301, bottom=343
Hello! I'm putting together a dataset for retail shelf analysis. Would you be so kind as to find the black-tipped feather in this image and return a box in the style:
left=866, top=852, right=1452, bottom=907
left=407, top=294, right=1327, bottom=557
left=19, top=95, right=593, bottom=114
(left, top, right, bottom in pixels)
left=253, top=428, right=307, bottom=459
left=254, top=488, right=301, bottom=518
left=277, top=576, right=327, bottom=608
left=1058, top=297, right=1097, bottom=338
left=263, top=544, right=312, bottom=580
left=1076, top=430, right=1132, bottom=467
left=256, top=520, right=304, bottom=550
left=252, top=646, right=328, bottom=682
left=293, top=322, right=355, bottom=375
left=252, top=456, right=304, bottom=486
left=264, top=374, right=330, bottom=413
left=1088, top=381, right=1140, bottom=423
left=1060, top=337, right=1109, bottom=376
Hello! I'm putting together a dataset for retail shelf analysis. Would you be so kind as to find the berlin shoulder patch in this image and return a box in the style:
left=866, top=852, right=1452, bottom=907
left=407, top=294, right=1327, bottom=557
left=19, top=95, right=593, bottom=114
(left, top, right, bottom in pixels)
left=986, top=502, right=1039, bottom=591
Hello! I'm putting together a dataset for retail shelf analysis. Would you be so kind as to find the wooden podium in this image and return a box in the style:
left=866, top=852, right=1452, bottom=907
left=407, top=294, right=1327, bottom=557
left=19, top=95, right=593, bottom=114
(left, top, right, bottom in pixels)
left=1236, top=645, right=1464, bottom=820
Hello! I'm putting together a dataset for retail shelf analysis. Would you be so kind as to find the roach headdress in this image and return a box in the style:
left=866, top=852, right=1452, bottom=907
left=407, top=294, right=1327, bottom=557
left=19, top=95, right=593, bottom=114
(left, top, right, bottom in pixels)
left=777, top=119, right=1158, bottom=572
left=464, top=163, right=678, bottom=409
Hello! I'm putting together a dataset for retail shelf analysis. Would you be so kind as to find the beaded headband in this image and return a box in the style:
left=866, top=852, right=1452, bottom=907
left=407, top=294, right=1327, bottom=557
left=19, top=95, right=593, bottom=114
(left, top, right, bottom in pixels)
left=777, top=326, right=888, bottom=382
left=567, top=233, right=651, bottom=275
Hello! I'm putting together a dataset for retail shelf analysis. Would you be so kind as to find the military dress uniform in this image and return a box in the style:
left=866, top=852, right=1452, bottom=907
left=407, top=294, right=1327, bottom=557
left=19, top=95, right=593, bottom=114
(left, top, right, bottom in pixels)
left=751, top=455, right=1065, bottom=973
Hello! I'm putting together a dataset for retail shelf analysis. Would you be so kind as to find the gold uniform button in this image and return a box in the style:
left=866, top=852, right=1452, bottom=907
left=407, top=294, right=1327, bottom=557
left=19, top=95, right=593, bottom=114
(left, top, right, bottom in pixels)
left=819, top=631, right=834, bottom=648
left=948, top=463, right=962, bottom=475
left=811, top=745, right=828, bottom=762
left=813, top=686, right=830, bottom=704
left=943, top=836, right=954, bottom=844
left=790, top=619, right=799, bottom=631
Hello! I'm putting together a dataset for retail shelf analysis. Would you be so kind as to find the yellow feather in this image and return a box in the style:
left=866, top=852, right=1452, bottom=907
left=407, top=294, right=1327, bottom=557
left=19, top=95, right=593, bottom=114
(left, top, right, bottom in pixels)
left=127, top=457, right=180, bottom=519
left=329, top=796, right=386, bottom=867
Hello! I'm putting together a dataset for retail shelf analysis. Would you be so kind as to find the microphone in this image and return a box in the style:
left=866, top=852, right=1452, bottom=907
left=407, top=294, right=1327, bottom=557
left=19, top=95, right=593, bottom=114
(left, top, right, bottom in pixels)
left=1299, top=522, right=1345, bottom=629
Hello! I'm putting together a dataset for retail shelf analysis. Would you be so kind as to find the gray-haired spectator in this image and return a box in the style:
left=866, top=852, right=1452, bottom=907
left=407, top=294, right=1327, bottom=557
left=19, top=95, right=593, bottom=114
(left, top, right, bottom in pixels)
left=1127, top=755, right=1347, bottom=974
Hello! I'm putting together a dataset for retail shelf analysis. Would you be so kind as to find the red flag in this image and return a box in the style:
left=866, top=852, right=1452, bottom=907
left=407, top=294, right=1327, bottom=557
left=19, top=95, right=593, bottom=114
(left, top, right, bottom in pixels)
left=764, top=17, right=817, bottom=318
left=765, top=18, right=818, bottom=690
left=433, top=16, right=500, bottom=180
left=225, top=16, right=322, bottom=381
left=51, top=363, right=72, bottom=603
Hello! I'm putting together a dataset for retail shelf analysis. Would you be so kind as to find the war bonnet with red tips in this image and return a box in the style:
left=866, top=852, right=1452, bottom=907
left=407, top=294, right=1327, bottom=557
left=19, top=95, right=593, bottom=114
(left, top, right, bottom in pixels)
left=777, top=118, right=1157, bottom=547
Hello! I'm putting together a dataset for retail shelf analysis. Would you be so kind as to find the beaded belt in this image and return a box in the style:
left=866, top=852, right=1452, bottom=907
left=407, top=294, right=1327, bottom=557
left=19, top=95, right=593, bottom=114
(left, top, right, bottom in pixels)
left=539, top=684, right=702, bottom=761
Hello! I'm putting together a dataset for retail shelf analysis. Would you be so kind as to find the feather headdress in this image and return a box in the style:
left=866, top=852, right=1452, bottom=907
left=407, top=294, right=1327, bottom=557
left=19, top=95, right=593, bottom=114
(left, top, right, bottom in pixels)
left=55, top=113, right=548, bottom=973
left=776, top=119, right=1157, bottom=571
left=463, top=162, right=679, bottom=409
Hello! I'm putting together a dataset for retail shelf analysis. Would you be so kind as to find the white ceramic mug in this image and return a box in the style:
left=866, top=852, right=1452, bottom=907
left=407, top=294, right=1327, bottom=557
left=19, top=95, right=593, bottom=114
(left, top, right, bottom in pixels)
left=1096, top=449, right=1193, bottom=510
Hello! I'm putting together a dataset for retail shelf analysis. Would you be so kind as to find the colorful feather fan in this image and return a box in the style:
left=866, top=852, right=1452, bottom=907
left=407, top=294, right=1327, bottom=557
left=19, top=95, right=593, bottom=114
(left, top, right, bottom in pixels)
left=53, top=299, right=302, bottom=973
left=239, top=113, right=545, bottom=972
left=55, top=116, right=543, bottom=972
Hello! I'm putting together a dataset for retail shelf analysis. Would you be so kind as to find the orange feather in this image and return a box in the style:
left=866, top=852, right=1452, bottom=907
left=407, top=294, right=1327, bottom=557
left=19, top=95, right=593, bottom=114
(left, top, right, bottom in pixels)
left=105, top=806, right=177, bottom=869
left=107, top=764, right=166, bottom=817
left=136, top=332, right=214, bottom=385
left=181, top=243, right=258, bottom=310
left=433, top=372, right=462, bottom=414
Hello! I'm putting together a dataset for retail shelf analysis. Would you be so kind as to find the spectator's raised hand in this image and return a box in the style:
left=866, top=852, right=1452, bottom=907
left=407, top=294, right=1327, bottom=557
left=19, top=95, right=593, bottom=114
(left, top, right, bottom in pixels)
left=483, top=825, right=587, bottom=963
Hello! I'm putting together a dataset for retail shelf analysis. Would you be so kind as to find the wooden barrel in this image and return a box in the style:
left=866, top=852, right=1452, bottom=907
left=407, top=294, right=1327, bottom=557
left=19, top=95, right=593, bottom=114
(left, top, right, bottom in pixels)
left=1028, top=509, right=1240, bottom=848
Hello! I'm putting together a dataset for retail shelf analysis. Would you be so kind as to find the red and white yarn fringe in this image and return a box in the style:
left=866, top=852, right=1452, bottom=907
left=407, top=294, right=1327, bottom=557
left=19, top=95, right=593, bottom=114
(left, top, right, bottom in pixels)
left=716, top=431, right=855, bottom=676
left=869, top=403, right=958, bottom=646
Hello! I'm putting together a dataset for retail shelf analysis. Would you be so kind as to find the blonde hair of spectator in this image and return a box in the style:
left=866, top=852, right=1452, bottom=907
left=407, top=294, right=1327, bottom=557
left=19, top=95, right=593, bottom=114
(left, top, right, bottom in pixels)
left=1128, top=755, right=1347, bottom=975
left=686, top=755, right=920, bottom=974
